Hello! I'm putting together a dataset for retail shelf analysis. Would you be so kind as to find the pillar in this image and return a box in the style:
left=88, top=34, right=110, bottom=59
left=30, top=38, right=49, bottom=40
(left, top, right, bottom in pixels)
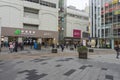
left=111, top=39, right=114, bottom=49
left=38, top=38, right=42, bottom=44
left=97, top=39, right=99, bottom=48
left=53, top=38, right=56, bottom=44
left=4, top=37, right=8, bottom=42
left=18, top=37, right=22, bottom=43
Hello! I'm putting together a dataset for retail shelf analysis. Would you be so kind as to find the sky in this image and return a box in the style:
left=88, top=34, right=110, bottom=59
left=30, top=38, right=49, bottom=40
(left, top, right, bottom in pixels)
left=67, top=0, right=89, bottom=10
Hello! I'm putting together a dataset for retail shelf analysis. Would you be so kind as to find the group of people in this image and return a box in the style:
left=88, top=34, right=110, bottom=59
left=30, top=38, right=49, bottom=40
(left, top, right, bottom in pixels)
left=114, top=44, right=120, bottom=59
left=9, top=41, right=23, bottom=53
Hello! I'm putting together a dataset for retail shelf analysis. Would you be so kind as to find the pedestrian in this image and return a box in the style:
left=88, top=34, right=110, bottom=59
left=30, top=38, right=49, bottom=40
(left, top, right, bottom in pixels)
left=114, top=44, right=119, bottom=59
left=51, top=43, right=55, bottom=48
left=14, top=41, right=18, bottom=52
left=60, top=44, right=64, bottom=52
left=9, top=41, right=14, bottom=53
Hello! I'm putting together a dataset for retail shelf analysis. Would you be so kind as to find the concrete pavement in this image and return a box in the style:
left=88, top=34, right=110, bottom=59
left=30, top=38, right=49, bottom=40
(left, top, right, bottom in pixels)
left=0, top=47, right=120, bottom=80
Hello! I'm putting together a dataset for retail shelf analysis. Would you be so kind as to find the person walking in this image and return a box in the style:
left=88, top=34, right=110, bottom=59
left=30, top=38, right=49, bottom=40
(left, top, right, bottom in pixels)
left=14, top=41, right=18, bottom=52
left=9, top=41, right=14, bottom=53
left=114, top=44, right=119, bottom=59
left=60, top=44, right=64, bottom=52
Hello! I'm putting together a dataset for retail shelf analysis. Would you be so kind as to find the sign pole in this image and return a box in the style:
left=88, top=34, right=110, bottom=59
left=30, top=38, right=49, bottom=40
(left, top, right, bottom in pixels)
left=0, top=18, right=1, bottom=52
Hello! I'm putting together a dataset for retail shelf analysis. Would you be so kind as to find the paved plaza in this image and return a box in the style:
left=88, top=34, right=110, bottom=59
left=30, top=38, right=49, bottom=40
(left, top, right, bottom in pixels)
left=0, top=48, right=120, bottom=80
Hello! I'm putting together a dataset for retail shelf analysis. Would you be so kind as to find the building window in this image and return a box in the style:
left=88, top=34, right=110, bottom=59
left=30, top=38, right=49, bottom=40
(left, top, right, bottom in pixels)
left=67, top=13, right=88, bottom=20
left=24, top=7, right=39, bottom=19
left=23, top=24, right=39, bottom=30
left=40, top=1, right=56, bottom=8
left=25, top=0, right=39, bottom=3
left=24, top=0, right=56, bottom=8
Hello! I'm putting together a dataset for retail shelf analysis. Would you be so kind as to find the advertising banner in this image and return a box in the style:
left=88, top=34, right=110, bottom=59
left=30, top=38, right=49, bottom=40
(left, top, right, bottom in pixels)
left=73, top=29, right=81, bottom=38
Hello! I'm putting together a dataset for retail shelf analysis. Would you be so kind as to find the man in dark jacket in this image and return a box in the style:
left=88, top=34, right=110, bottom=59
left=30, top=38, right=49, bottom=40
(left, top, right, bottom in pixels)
left=14, top=41, right=18, bottom=52
left=114, top=45, right=119, bottom=59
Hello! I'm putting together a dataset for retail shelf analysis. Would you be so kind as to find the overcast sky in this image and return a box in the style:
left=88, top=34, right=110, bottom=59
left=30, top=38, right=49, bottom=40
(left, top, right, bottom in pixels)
left=67, top=0, right=89, bottom=10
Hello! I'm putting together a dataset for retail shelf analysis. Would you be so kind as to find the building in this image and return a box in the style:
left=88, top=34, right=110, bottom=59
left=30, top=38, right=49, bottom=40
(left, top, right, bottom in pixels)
left=90, top=0, right=120, bottom=49
left=64, top=6, right=89, bottom=46
left=89, top=0, right=101, bottom=47
left=0, top=0, right=59, bottom=45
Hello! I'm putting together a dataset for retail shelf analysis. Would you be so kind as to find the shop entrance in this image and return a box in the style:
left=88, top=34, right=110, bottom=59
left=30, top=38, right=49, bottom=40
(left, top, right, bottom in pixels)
left=8, top=36, right=18, bottom=42
left=114, top=39, right=120, bottom=45
left=42, top=38, right=53, bottom=46
left=23, top=37, right=37, bottom=46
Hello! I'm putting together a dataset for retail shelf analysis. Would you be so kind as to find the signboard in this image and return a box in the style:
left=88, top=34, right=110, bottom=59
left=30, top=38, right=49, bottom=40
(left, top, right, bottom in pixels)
left=114, top=10, right=120, bottom=15
left=14, top=29, right=21, bottom=35
left=14, top=29, right=36, bottom=35
left=112, top=0, right=118, bottom=4
left=73, top=29, right=81, bottom=38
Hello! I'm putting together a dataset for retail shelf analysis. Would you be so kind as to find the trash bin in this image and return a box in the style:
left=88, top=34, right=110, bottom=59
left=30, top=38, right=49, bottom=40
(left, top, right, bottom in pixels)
left=51, top=48, right=57, bottom=53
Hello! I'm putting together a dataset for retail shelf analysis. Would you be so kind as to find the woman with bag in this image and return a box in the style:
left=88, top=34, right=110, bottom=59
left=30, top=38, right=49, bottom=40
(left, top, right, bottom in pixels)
left=9, top=41, right=14, bottom=53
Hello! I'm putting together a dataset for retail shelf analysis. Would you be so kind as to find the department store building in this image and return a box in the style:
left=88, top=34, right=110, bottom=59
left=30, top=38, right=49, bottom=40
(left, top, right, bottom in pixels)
left=0, top=0, right=58, bottom=45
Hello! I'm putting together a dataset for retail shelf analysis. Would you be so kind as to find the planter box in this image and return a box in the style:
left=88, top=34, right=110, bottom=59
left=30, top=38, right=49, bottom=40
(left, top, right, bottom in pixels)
left=89, top=49, right=94, bottom=52
left=78, top=52, right=88, bottom=59
left=51, top=49, right=57, bottom=53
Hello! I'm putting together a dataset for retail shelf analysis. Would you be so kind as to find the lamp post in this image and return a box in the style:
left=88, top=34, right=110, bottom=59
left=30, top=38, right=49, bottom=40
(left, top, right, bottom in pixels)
left=0, top=18, right=1, bottom=52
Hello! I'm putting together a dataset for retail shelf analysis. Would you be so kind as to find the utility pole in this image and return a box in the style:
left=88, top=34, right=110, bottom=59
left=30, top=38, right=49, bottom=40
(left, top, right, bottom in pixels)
left=0, top=18, right=1, bottom=52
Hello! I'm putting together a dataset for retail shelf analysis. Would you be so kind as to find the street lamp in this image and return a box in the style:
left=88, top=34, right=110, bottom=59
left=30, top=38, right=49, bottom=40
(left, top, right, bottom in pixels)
left=0, top=18, right=1, bottom=52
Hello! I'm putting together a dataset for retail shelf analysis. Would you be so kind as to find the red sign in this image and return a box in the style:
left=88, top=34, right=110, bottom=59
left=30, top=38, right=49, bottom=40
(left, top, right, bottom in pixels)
left=105, top=3, right=109, bottom=7
left=73, top=29, right=81, bottom=38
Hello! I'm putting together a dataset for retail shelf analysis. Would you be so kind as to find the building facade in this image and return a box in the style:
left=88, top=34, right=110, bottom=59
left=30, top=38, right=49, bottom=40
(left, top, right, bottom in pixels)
left=89, top=0, right=101, bottom=47
left=65, top=6, right=89, bottom=46
left=90, top=0, right=120, bottom=49
left=0, top=0, right=59, bottom=45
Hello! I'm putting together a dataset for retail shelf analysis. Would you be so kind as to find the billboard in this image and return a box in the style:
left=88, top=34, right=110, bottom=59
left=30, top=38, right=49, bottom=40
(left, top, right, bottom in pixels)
left=73, top=29, right=81, bottom=38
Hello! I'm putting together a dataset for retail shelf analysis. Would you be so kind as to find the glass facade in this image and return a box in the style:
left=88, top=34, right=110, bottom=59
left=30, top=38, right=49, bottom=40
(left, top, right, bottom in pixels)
left=100, top=0, right=120, bottom=48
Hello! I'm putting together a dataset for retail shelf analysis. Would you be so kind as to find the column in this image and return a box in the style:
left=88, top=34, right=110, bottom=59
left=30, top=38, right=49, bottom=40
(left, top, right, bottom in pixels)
left=53, top=38, right=56, bottom=44
left=97, top=39, right=99, bottom=48
left=111, top=39, right=114, bottom=49
left=18, top=37, right=22, bottom=43
left=4, top=37, right=8, bottom=42
left=38, top=38, right=42, bottom=44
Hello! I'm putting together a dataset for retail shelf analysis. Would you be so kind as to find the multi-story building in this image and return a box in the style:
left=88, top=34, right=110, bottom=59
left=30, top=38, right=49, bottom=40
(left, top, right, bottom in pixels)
left=64, top=6, right=89, bottom=46
left=100, top=0, right=120, bottom=49
left=0, top=0, right=59, bottom=45
left=90, top=0, right=120, bottom=49
left=89, top=0, right=101, bottom=47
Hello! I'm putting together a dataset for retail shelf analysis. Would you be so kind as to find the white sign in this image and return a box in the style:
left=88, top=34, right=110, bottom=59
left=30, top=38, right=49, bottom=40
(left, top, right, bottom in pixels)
left=21, top=30, right=36, bottom=35
left=43, top=32, right=52, bottom=36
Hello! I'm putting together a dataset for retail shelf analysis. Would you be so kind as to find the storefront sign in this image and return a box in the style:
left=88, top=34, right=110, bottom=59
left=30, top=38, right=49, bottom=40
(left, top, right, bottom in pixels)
left=112, top=0, right=118, bottom=4
left=105, top=3, right=109, bottom=7
left=14, top=29, right=21, bottom=35
left=21, top=30, right=35, bottom=35
left=114, top=10, right=120, bottom=15
left=43, top=32, right=52, bottom=36
left=14, top=29, right=36, bottom=35
left=73, top=29, right=81, bottom=38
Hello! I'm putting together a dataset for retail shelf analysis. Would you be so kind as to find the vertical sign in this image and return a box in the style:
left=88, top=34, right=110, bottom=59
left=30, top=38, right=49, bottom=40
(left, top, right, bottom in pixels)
left=73, top=29, right=81, bottom=38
